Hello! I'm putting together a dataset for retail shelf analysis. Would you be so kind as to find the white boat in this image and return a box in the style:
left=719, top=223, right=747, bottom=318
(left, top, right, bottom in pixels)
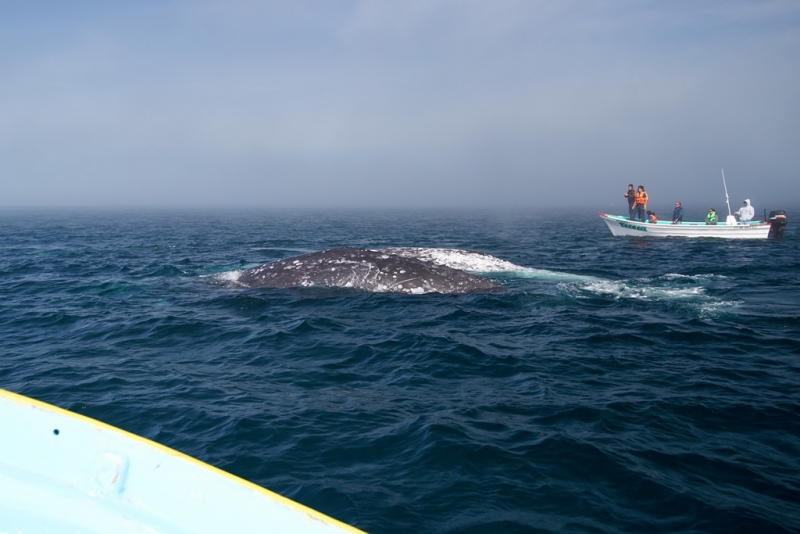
left=0, top=388, right=364, bottom=533
left=598, top=212, right=771, bottom=239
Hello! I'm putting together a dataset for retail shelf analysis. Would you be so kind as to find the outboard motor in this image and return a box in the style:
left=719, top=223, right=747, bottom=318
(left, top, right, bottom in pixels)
left=768, top=210, right=787, bottom=238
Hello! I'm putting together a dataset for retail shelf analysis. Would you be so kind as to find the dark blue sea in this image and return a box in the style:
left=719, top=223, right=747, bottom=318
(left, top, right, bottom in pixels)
left=1, top=208, right=799, bottom=533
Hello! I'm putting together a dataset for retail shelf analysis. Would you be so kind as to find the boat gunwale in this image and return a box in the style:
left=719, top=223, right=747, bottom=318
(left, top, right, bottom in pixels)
left=0, top=388, right=366, bottom=534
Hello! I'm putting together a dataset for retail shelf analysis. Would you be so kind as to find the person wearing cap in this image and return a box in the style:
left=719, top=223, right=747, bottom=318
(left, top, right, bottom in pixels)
left=623, top=184, right=636, bottom=220
left=706, top=208, right=718, bottom=225
left=735, top=199, right=755, bottom=222
left=672, top=202, right=683, bottom=224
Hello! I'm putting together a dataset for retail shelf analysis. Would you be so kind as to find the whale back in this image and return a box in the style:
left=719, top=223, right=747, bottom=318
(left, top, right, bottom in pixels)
left=237, top=247, right=501, bottom=294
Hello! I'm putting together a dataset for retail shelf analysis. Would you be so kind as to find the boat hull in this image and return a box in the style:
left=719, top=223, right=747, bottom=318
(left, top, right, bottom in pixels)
left=598, top=213, right=771, bottom=239
left=0, top=388, right=363, bottom=534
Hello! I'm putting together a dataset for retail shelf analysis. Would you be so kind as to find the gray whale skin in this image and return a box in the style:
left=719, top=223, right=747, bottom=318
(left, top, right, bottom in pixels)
left=237, top=247, right=500, bottom=294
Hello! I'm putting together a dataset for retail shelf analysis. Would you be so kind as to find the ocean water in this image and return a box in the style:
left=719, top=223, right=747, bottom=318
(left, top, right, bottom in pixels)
left=1, top=208, right=798, bottom=533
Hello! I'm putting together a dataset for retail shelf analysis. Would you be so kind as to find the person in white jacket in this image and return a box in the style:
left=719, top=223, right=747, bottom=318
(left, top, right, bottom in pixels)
left=735, top=199, right=755, bottom=222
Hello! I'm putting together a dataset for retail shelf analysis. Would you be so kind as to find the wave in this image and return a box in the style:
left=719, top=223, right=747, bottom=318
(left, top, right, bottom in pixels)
left=375, top=248, right=596, bottom=281
left=559, top=273, right=741, bottom=312
left=211, top=270, right=246, bottom=285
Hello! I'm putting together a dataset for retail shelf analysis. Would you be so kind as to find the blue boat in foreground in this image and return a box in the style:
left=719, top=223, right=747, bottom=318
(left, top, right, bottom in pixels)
left=0, top=388, right=364, bottom=533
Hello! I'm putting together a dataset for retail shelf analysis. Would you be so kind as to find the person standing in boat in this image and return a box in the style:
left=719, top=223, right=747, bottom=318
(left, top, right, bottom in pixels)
left=624, top=184, right=636, bottom=219
left=735, top=199, right=755, bottom=222
left=706, top=208, right=718, bottom=225
left=672, top=202, right=683, bottom=224
left=633, top=185, right=648, bottom=222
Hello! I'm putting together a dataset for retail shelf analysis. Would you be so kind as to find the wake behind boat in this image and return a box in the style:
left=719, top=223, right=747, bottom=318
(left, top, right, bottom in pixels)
left=598, top=212, right=772, bottom=239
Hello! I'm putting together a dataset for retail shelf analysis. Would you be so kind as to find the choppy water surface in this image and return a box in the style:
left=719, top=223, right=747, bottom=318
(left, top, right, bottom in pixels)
left=1, top=208, right=798, bottom=533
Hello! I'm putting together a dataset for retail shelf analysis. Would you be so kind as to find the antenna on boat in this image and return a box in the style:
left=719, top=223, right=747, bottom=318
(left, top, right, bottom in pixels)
left=721, top=169, right=737, bottom=225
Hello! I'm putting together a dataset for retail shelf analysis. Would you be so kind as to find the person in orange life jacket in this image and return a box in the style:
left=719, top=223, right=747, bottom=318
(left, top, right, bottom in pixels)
left=632, top=185, right=648, bottom=222
left=623, top=184, right=636, bottom=219
left=646, top=210, right=657, bottom=223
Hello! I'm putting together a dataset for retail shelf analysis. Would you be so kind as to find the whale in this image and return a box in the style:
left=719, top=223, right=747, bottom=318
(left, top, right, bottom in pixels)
left=234, top=247, right=502, bottom=294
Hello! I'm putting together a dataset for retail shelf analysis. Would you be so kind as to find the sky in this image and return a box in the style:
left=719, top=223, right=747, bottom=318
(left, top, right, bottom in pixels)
left=1, top=1, right=799, bottom=210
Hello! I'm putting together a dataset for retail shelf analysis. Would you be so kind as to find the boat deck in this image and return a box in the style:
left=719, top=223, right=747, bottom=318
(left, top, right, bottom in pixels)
left=0, top=389, right=364, bottom=534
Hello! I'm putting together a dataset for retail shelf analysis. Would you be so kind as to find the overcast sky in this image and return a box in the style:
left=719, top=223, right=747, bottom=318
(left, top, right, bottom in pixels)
left=2, top=1, right=798, bottom=209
